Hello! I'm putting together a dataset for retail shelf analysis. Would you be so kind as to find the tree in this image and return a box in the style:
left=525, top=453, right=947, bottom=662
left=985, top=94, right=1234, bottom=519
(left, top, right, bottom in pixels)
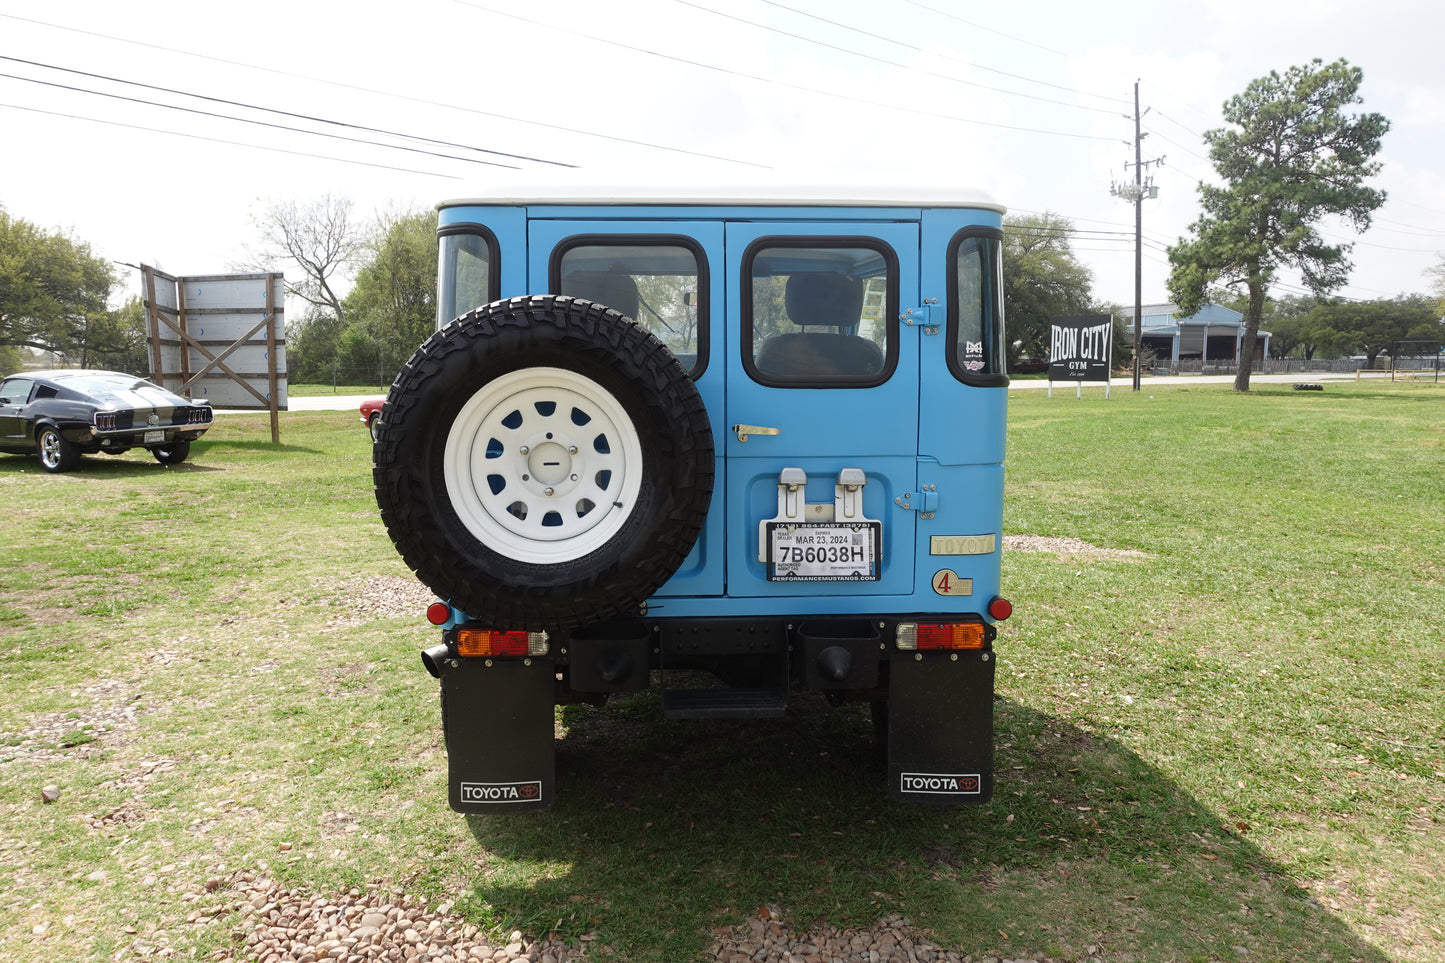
left=1002, top=212, right=1094, bottom=363
left=240, top=194, right=363, bottom=324
left=1305, top=295, right=1439, bottom=367
left=342, top=208, right=439, bottom=383
left=84, top=296, right=150, bottom=374
left=1222, top=293, right=1318, bottom=358
left=1427, top=259, right=1445, bottom=319
left=1, top=206, right=117, bottom=363
left=286, top=306, right=347, bottom=383
left=1167, top=59, right=1389, bottom=390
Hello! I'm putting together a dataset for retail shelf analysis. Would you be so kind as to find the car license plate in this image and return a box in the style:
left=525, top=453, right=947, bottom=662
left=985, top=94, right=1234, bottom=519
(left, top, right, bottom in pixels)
left=144, top=430, right=165, bottom=444
left=767, top=522, right=880, bottom=581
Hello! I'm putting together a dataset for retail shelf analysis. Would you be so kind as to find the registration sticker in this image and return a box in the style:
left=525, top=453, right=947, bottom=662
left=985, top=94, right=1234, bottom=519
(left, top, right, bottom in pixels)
left=767, top=522, right=880, bottom=581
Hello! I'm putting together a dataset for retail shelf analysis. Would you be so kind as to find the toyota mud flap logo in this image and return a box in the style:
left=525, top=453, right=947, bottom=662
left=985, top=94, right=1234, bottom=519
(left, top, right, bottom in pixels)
left=900, top=772, right=982, bottom=795
left=459, top=780, right=543, bottom=804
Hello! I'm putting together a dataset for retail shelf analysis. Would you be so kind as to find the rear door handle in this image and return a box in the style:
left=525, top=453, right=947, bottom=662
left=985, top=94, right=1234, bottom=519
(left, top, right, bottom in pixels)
left=732, top=424, right=780, bottom=443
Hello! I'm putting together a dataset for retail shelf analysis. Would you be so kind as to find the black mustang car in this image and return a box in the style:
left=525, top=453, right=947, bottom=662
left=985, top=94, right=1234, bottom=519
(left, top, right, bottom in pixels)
left=0, top=369, right=213, bottom=473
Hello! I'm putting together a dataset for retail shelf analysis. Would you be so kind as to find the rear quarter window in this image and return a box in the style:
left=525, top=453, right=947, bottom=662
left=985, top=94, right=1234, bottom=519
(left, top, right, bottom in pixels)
left=947, top=228, right=1007, bottom=386
left=742, top=238, right=897, bottom=387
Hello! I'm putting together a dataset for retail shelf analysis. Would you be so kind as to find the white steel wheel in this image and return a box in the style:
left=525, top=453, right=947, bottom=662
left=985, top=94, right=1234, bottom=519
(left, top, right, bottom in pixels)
left=373, top=294, right=714, bottom=630
left=445, top=367, right=644, bottom=564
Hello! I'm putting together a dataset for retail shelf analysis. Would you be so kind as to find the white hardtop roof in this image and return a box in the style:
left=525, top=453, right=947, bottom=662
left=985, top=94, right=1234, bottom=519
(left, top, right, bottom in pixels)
left=439, top=180, right=1005, bottom=213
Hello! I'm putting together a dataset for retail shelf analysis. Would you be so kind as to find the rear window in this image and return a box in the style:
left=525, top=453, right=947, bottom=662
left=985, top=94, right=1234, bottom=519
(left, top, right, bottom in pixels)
left=742, top=239, right=897, bottom=387
left=552, top=236, right=708, bottom=377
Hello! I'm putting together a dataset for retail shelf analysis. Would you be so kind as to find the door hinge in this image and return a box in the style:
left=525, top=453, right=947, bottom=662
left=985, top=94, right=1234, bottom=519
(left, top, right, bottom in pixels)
left=896, top=484, right=938, bottom=518
left=899, top=300, right=940, bottom=335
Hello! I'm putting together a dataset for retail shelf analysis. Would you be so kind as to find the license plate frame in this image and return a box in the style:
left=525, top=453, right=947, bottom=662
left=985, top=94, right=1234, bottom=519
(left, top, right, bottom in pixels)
left=767, top=521, right=881, bottom=582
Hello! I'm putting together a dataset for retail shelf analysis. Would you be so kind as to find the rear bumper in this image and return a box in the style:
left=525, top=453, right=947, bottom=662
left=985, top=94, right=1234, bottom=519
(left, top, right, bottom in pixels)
left=433, top=614, right=997, bottom=812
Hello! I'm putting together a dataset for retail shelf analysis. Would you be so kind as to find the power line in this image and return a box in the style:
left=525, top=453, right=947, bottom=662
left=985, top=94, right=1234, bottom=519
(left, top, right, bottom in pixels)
left=0, top=54, right=569, bottom=168
left=681, top=0, right=1123, bottom=114
left=452, top=0, right=1117, bottom=143
left=894, top=0, right=1083, bottom=63
left=0, top=101, right=464, bottom=179
left=0, top=69, right=527, bottom=170
left=0, top=10, right=768, bottom=169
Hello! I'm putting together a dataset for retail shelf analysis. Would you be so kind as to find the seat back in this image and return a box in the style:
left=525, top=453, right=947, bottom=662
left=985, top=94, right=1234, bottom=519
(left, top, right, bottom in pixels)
left=561, top=270, right=640, bottom=319
left=755, top=272, right=883, bottom=377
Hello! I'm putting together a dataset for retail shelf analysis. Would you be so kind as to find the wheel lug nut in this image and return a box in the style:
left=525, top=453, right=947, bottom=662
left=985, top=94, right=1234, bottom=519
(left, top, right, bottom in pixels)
left=544, top=487, right=555, bottom=496
left=519, top=445, right=530, bottom=455
left=568, top=446, right=578, bottom=454
left=570, top=474, right=579, bottom=482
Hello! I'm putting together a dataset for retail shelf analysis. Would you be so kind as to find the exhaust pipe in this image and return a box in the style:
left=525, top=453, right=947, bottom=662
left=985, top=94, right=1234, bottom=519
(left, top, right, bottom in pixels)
left=421, top=643, right=452, bottom=679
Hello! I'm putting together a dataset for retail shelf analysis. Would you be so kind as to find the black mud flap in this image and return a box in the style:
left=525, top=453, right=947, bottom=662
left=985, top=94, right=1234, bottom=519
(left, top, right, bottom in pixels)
left=441, top=659, right=555, bottom=813
left=886, top=652, right=995, bottom=805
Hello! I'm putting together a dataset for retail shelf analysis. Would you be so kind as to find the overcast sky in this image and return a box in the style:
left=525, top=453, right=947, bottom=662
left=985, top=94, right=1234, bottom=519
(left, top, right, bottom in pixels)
left=3, top=0, right=1441, bottom=313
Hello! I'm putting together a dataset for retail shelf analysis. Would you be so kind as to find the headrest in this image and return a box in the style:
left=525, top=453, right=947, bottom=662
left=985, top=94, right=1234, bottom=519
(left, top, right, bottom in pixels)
left=784, top=272, right=865, bottom=328
left=562, top=271, right=640, bottom=320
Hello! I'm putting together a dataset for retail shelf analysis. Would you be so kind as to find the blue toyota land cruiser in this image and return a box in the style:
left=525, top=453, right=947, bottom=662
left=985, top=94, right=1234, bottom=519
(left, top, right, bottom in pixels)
left=372, top=184, right=1012, bottom=811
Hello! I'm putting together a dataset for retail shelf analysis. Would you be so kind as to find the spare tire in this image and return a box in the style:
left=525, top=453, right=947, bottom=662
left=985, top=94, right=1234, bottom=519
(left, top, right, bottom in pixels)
left=374, top=295, right=714, bottom=630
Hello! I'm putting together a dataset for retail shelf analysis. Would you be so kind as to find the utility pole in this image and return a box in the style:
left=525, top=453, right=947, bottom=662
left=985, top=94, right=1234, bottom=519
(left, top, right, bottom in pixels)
left=1111, top=81, right=1164, bottom=391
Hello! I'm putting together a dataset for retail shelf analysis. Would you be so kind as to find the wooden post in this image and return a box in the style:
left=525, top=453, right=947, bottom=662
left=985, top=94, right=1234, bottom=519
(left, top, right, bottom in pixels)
left=142, top=266, right=165, bottom=383
left=266, top=273, right=280, bottom=443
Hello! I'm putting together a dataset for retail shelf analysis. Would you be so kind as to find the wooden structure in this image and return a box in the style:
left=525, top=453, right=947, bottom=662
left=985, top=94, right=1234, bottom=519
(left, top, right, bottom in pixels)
left=141, top=267, right=287, bottom=442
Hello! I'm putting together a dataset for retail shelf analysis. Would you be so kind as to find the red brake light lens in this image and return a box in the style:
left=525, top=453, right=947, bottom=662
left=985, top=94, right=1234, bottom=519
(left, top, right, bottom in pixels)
left=914, top=622, right=987, bottom=650
left=455, top=629, right=532, bottom=657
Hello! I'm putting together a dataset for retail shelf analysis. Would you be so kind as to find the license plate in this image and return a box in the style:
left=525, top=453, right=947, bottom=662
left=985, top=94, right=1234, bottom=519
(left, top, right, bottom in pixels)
left=144, top=430, right=165, bottom=444
left=767, top=522, right=880, bottom=581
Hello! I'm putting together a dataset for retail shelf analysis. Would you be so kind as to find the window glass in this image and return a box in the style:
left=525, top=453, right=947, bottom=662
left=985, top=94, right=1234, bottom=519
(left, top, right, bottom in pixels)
left=437, top=230, right=495, bottom=328
left=556, top=241, right=705, bottom=375
left=0, top=378, right=35, bottom=405
left=950, top=232, right=1006, bottom=383
left=746, top=243, right=893, bottom=384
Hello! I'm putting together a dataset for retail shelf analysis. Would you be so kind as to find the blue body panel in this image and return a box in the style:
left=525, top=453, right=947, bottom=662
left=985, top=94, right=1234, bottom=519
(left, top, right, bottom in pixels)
left=435, top=201, right=1006, bottom=621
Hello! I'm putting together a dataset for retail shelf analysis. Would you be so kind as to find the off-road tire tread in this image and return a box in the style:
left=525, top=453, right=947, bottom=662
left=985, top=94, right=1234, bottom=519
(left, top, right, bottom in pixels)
left=373, top=296, right=714, bottom=631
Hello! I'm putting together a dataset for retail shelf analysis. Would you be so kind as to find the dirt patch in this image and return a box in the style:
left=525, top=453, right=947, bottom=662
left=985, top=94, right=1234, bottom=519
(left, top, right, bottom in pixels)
left=3, top=678, right=144, bottom=763
left=317, top=575, right=437, bottom=629
left=1004, top=535, right=1148, bottom=561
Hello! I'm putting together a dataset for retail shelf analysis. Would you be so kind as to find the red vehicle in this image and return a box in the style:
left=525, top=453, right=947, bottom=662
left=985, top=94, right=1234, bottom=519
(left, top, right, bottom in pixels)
left=359, top=398, right=384, bottom=443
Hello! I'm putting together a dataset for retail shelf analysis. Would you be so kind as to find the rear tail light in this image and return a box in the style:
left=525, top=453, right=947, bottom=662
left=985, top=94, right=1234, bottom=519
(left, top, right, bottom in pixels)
left=187, top=407, right=212, bottom=424
left=896, top=622, right=987, bottom=651
left=454, top=628, right=549, bottom=657
left=94, top=412, right=117, bottom=431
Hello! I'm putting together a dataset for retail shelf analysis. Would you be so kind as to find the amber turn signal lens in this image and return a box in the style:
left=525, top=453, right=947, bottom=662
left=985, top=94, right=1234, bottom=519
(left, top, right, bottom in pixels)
left=914, top=622, right=987, bottom=650
left=455, top=629, right=532, bottom=657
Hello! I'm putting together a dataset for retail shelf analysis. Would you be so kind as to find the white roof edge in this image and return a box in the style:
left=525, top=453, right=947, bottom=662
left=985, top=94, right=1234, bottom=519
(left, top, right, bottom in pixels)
left=438, top=182, right=1005, bottom=213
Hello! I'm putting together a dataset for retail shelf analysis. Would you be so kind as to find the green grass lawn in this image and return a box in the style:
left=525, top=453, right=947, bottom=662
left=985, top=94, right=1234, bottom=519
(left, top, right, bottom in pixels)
left=0, top=382, right=1441, bottom=962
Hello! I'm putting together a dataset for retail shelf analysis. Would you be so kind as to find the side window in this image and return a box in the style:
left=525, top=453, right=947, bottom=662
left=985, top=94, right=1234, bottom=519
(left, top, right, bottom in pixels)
left=743, top=239, right=896, bottom=387
left=0, top=378, right=35, bottom=405
left=552, top=237, right=707, bottom=377
left=947, top=228, right=1007, bottom=385
left=437, top=226, right=498, bottom=329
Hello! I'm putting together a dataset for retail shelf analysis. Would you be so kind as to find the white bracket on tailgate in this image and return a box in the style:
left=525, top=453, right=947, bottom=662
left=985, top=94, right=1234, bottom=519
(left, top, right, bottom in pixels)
left=757, top=467, right=876, bottom=562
